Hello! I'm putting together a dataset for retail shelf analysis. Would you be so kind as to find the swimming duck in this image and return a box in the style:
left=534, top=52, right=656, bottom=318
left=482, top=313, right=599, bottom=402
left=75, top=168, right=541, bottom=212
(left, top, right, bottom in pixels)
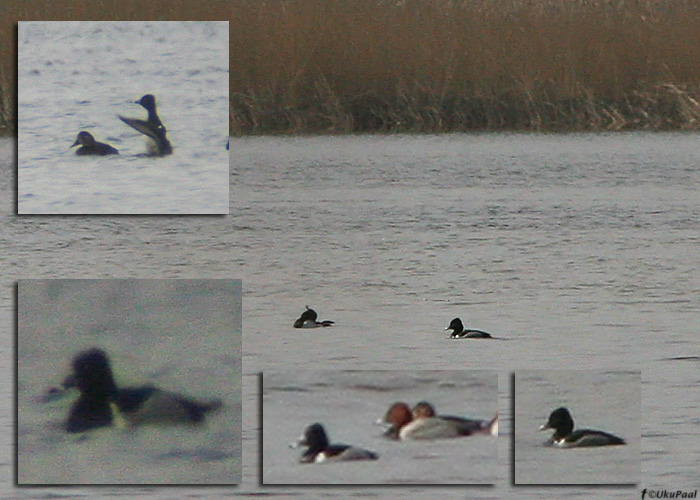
left=118, top=94, right=173, bottom=156
left=64, top=348, right=221, bottom=433
left=539, top=407, right=626, bottom=447
left=445, top=317, right=493, bottom=339
left=379, top=401, right=489, bottom=440
left=70, top=131, right=118, bottom=156
left=293, top=306, right=334, bottom=328
left=292, top=423, right=378, bottom=463
left=412, top=401, right=493, bottom=435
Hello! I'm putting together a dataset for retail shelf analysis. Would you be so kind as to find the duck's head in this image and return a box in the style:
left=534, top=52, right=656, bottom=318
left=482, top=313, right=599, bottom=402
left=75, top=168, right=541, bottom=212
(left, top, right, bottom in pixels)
left=136, top=94, right=157, bottom=110
left=71, top=131, right=95, bottom=148
left=71, top=348, right=118, bottom=400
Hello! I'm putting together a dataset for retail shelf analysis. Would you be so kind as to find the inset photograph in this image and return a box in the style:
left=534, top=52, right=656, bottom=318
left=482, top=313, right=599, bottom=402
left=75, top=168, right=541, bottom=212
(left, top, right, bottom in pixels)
left=17, top=279, right=241, bottom=485
left=262, top=370, right=497, bottom=485
left=18, top=21, right=229, bottom=214
left=514, top=370, right=640, bottom=485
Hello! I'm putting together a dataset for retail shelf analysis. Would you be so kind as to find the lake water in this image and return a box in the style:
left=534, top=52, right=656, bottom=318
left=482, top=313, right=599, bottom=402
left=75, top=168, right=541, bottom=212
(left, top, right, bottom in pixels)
left=1, top=132, right=699, bottom=498
left=17, top=21, right=229, bottom=214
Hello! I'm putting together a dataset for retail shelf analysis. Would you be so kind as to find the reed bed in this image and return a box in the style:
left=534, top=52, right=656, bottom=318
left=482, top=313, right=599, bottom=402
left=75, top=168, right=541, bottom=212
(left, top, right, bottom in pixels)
left=229, top=0, right=700, bottom=133
left=3, top=0, right=700, bottom=135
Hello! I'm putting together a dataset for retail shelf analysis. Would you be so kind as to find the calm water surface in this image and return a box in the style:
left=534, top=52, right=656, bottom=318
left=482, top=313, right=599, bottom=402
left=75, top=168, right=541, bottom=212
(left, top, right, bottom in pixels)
left=1, top=132, right=699, bottom=498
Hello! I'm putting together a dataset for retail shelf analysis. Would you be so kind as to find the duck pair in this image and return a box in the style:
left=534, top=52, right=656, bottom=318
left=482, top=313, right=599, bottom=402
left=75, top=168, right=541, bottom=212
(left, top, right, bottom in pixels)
left=71, top=94, right=172, bottom=157
left=291, top=311, right=495, bottom=340
left=290, top=309, right=490, bottom=337
left=46, top=348, right=221, bottom=433
left=380, top=401, right=497, bottom=440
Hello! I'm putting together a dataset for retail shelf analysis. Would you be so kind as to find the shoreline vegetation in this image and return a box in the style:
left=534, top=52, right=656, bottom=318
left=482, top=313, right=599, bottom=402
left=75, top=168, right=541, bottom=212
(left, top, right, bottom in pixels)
left=229, top=0, right=700, bottom=135
left=4, top=0, right=700, bottom=136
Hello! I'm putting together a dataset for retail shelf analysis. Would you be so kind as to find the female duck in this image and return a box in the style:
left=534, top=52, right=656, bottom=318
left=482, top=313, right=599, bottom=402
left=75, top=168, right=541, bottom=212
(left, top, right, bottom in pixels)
left=118, top=94, right=173, bottom=156
left=414, top=402, right=498, bottom=436
left=539, top=407, right=626, bottom=447
left=64, top=348, right=221, bottom=433
left=292, top=423, right=378, bottom=463
left=293, top=306, right=334, bottom=328
left=445, top=317, right=493, bottom=339
left=70, top=131, right=118, bottom=156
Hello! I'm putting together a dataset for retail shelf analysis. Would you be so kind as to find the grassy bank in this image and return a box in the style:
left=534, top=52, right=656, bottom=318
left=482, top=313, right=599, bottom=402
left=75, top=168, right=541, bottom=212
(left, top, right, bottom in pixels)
left=3, top=0, right=700, bottom=135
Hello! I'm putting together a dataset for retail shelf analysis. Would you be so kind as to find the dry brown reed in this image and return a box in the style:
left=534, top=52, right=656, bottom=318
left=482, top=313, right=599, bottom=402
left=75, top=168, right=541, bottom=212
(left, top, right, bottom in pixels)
left=231, top=0, right=700, bottom=133
left=229, top=0, right=700, bottom=133
left=3, top=0, right=700, bottom=135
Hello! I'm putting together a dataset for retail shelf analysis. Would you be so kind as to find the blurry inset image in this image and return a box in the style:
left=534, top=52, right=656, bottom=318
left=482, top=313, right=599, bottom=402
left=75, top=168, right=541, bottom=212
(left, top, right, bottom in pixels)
left=514, top=370, right=640, bottom=485
left=262, top=370, right=497, bottom=485
left=18, top=21, right=229, bottom=214
left=17, top=279, right=241, bottom=485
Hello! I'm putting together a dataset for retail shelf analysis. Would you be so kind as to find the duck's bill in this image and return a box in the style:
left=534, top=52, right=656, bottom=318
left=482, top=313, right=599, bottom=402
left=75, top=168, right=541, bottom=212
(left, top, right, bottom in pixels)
left=374, top=419, right=395, bottom=437
left=39, top=385, right=70, bottom=403
left=289, top=435, right=306, bottom=449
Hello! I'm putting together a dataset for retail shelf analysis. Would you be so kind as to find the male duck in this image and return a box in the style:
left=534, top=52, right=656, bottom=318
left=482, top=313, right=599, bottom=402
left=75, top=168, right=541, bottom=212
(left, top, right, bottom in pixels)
left=292, top=423, right=378, bottom=463
left=64, top=348, right=221, bottom=433
left=118, top=94, right=173, bottom=156
left=445, top=317, right=493, bottom=339
left=293, top=306, right=334, bottom=328
left=539, top=407, right=626, bottom=447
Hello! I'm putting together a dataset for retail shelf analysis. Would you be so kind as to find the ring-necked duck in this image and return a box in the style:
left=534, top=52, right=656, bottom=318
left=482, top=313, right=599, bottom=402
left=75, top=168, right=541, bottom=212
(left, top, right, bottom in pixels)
left=445, top=318, right=493, bottom=339
left=118, top=94, right=173, bottom=156
left=379, top=401, right=491, bottom=440
left=64, top=348, right=221, bottom=433
left=293, top=306, right=334, bottom=328
left=539, top=407, right=626, bottom=447
left=70, top=131, right=118, bottom=156
left=291, top=423, right=378, bottom=463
